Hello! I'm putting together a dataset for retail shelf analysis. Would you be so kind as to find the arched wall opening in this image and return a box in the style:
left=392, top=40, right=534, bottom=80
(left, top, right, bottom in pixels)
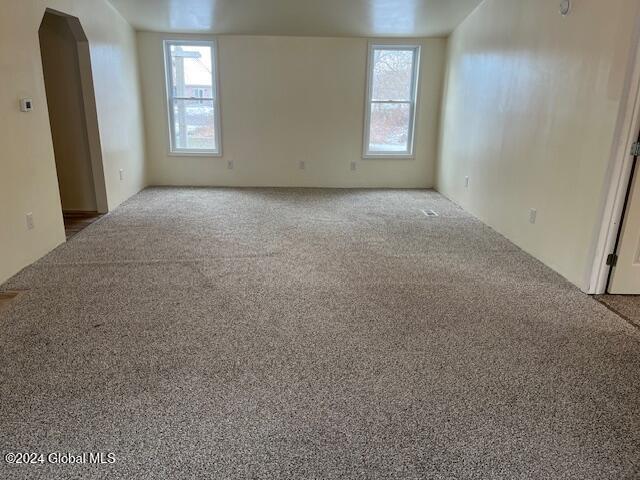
left=38, top=8, right=108, bottom=223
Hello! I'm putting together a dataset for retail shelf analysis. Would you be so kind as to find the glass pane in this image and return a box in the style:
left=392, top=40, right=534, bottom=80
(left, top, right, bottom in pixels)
left=173, top=99, right=217, bottom=151
left=368, top=103, right=411, bottom=153
left=371, top=49, right=415, bottom=101
left=170, top=45, right=214, bottom=98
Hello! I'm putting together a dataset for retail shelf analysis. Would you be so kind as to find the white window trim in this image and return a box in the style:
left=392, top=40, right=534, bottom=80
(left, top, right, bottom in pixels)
left=363, top=43, right=421, bottom=159
left=163, top=39, right=223, bottom=157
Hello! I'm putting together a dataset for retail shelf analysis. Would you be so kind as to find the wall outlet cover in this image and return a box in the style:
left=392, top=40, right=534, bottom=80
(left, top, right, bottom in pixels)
left=20, top=98, right=33, bottom=112
left=26, top=213, right=34, bottom=230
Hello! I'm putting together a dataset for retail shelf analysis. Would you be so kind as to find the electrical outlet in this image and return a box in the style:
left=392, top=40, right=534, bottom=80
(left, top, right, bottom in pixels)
left=299, top=161, right=306, bottom=170
left=529, top=208, right=537, bottom=224
left=227, top=160, right=234, bottom=170
left=465, top=176, right=470, bottom=188
left=26, top=212, right=34, bottom=230
left=20, top=98, right=33, bottom=112
left=350, top=162, right=357, bottom=172
left=119, top=169, right=124, bottom=181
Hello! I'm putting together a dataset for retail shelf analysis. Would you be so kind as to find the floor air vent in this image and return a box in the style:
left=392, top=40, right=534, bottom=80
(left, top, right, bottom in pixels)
left=421, top=209, right=439, bottom=217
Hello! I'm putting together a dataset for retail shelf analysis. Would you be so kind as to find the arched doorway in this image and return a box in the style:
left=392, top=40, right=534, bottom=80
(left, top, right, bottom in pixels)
left=39, top=9, right=108, bottom=238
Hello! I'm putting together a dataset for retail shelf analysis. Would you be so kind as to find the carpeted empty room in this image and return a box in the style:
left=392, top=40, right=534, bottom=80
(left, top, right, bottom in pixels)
left=1, top=188, right=639, bottom=479
left=4, top=0, right=640, bottom=478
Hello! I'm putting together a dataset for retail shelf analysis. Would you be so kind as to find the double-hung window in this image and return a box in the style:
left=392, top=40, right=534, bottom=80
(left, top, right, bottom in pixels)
left=364, top=44, right=421, bottom=158
left=164, top=40, right=222, bottom=155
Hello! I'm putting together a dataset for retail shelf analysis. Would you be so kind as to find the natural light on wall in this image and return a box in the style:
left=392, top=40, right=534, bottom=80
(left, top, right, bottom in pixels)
left=164, top=40, right=221, bottom=155
left=364, top=44, right=421, bottom=158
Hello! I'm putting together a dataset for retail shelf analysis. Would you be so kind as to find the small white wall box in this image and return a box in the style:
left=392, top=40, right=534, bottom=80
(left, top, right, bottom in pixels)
left=20, top=98, right=33, bottom=112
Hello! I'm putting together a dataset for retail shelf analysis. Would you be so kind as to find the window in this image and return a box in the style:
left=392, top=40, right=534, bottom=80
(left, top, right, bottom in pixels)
left=363, top=44, right=421, bottom=158
left=164, top=40, right=221, bottom=155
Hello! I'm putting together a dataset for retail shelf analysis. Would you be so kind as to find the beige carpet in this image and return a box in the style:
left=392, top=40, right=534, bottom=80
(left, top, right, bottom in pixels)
left=596, top=294, right=640, bottom=329
left=1, top=187, right=639, bottom=480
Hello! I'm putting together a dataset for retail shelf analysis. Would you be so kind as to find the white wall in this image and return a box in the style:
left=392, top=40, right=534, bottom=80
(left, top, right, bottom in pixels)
left=0, top=0, right=146, bottom=284
left=437, top=0, right=640, bottom=290
left=137, top=33, right=446, bottom=188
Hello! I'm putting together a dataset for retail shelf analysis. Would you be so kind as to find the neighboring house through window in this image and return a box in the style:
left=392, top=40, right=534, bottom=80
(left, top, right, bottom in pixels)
left=164, top=40, right=221, bottom=155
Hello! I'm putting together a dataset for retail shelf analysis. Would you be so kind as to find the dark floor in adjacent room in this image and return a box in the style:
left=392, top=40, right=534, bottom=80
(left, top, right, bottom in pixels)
left=63, top=211, right=103, bottom=239
left=1, top=188, right=639, bottom=480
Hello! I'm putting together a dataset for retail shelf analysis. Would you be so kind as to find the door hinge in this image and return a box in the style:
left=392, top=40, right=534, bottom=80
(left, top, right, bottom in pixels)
left=606, top=253, right=618, bottom=267
left=631, top=142, right=640, bottom=157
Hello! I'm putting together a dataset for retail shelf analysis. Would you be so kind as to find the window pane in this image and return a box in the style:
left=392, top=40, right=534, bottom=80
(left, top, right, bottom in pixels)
left=173, top=99, right=217, bottom=151
left=368, top=103, right=411, bottom=153
left=371, top=49, right=415, bottom=101
left=170, top=45, right=213, bottom=98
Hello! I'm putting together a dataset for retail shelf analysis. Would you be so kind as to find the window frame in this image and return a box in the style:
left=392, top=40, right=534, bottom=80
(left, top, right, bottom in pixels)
left=363, top=43, right=421, bottom=159
left=163, top=39, right=222, bottom=157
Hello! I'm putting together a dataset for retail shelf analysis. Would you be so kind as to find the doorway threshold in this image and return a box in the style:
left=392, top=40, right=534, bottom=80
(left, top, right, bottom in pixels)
left=595, top=294, right=640, bottom=330
left=63, top=211, right=103, bottom=240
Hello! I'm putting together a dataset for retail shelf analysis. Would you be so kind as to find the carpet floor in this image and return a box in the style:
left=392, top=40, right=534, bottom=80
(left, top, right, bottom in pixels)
left=1, top=187, right=639, bottom=480
left=596, top=295, right=640, bottom=329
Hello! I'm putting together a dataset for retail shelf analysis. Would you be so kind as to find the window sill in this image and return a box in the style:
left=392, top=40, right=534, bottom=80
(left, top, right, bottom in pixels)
left=362, top=154, right=415, bottom=160
left=168, top=151, right=223, bottom=158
